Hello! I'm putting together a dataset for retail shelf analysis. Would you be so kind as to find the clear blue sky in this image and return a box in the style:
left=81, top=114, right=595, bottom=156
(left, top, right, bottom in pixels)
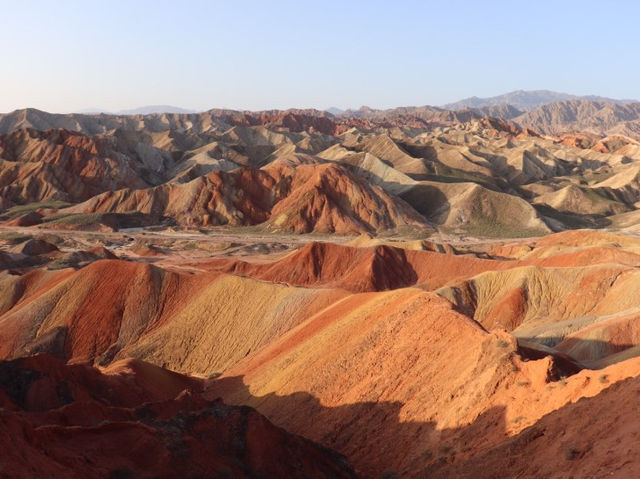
left=1, top=0, right=638, bottom=112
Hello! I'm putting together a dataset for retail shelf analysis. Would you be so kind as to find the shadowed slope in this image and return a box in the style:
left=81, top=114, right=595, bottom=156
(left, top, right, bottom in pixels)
left=0, top=354, right=355, bottom=478
left=433, top=373, right=640, bottom=478
left=208, top=284, right=640, bottom=477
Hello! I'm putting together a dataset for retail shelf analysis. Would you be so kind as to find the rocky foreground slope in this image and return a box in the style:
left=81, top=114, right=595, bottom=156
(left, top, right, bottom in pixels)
left=0, top=354, right=355, bottom=478
left=2, top=228, right=640, bottom=477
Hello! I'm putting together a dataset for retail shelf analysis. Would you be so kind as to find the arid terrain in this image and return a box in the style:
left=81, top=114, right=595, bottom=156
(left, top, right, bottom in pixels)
left=3, top=96, right=640, bottom=477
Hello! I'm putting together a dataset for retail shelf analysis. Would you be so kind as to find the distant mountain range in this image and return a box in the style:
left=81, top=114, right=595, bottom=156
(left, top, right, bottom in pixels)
left=325, top=107, right=345, bottom=116
left=76, top=105, right=197, bottom=115
left=442, top=89, right=638, bottom=111
left=324, top=90, right=638, bottom=117
left=320, top=92, right=640, bottom=138
left=3, top=90, right=640, bottom=140
left=15, top=91, right=640, bottom=119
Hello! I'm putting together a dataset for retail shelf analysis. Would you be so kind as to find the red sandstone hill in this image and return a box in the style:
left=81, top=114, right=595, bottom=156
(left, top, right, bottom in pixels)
left=4, top=231, right=640, bottom=373
left=207, top=286, right=640, bottom=477
left=0, top=128, right=172, bottom=205
left=0, top=354, right=355, bottom=478
left=234, top=110, right=340, bottom=135
left=63, top=162, right=430, bottom=233
left=3, top=231, right=640, bottom=476
left=4, top=105, right=640, bottom=235
left=213, top=241, right=506, bottom=292
left=0, top=259, right=351, bottom=373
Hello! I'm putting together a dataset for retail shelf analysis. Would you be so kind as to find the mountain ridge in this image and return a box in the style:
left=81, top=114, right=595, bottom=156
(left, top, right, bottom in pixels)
left=443, top=89, right=638, bottom=111
left=5, top=95, right=640, bottom=140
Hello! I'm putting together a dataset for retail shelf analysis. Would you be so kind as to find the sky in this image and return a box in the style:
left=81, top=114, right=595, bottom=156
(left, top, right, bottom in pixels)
left=1, top=0, right=639, bottom=113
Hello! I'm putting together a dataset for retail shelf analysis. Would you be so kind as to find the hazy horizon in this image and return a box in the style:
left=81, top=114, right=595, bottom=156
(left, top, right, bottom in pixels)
left=2, top=0, right=639, bottom=113
left=3, top=88, right=639, bottom=116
